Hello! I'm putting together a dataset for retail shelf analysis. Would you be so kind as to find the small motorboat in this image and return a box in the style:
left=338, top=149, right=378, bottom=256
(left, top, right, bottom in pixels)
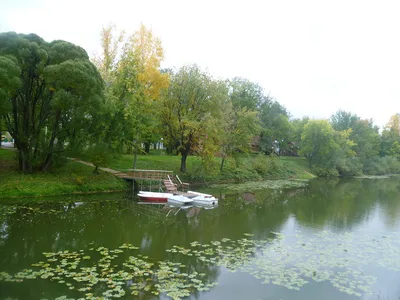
left=194, top=202, right=218, bottom=210
left=138, top=191, right=173, bottom=202
left=187, top=191, right=218, bottom=206
left=191, top=195, right=218, bottom=206
left=167, top=195, right=193, bottom=205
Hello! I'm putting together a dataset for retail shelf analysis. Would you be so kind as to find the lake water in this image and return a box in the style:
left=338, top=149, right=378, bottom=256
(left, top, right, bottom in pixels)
left=0, top=178, right=400, bottom=299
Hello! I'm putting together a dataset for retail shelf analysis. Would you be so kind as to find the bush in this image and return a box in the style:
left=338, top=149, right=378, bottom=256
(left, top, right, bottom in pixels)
left=361, top=156, right=400, bottom=175
left=86, top=142, right=112, bottom=174
left=336, top=157, right=363, bottom=176
left=312, top=167, right=339, bottom=177
left=380, top=156, right=400, bottom=174
left=251, top=154, right=269, bottom=175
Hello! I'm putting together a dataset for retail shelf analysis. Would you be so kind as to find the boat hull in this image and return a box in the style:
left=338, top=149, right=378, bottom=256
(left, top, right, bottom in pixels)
left=167, top=195, right=193, bottom=205
left=137, top=192, right=173, bottom=203
left=192, top=197, right=218, bottom=206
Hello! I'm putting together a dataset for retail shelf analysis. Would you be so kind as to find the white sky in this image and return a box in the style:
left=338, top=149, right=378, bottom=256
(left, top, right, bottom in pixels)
left=1, top=0, right=399, bottom=128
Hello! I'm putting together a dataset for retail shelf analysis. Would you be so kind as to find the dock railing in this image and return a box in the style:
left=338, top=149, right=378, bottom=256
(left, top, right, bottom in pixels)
left=116, top=169, right=173, bottom=180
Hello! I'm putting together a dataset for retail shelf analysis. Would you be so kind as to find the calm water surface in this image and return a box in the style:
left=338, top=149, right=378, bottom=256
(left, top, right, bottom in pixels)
left=1, top=178, right=400, bottom=299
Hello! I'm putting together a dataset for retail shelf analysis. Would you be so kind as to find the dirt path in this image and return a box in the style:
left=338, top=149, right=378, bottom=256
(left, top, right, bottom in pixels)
left=67, top=158, right=121, bottom=174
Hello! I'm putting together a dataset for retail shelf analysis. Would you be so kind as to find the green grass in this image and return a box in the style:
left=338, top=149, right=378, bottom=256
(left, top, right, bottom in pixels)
left=108, top=154, right=203, bottom=173
left=106, top=152, right=315, bottom=183
left=0, top=148, right=315, bottom=198
left=279, top=156, right=316, bottom=179
left=0, top=149, right=126, bottom=199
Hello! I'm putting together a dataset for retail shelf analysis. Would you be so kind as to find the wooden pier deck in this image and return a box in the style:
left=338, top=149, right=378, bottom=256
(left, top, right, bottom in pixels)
left=67, top=158, right=185, bottom=193
left=115, top=169, right=173, bottom=181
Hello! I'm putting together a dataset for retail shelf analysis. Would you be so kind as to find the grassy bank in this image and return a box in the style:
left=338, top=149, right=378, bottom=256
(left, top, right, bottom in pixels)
left=108, top=153, right=315, bottom=183
left=1, top=148, right=314, bottom=198
left=0, top=149, right=126, bottom=199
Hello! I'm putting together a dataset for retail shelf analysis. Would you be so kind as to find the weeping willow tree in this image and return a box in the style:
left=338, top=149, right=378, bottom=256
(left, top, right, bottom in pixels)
left=0, top=32, right=104, bottom=172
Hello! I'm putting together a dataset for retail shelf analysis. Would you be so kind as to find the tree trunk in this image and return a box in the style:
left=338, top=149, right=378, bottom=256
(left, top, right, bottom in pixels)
left=41, top=153, right=53, bottom=172
left=144, top=142, right=150, bottom=154
left=132, top=133, right=139, bottom=168
left=133, top=149, right=138, bottom=169
left=18, top=146, right=33, bottom=173
left=180, top=152, right=188, bottom=173
left=220, top=156, right=226, bottom=171
left=93, top=165, right=99, bottom=174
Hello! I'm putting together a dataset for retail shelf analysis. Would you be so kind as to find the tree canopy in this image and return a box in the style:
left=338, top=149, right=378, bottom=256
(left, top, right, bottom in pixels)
left=0, top=32, right=104, bottom=172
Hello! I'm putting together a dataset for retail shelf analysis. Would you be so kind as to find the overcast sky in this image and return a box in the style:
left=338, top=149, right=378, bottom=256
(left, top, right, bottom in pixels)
left=1, top=0, right=399, bottom=128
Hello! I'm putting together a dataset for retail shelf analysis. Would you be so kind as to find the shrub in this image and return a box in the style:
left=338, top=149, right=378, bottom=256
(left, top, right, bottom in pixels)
left=336, top=157, right=363, bottom=176
left=252, top=154, right=269, bottom=175
left=312, top=167, right=339, bottom=177
left=86, top=142, right=112, bottom=174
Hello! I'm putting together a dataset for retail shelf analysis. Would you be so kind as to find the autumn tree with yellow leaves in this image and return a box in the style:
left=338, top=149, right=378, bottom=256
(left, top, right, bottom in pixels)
left=94, top=23, right=169, bottom=167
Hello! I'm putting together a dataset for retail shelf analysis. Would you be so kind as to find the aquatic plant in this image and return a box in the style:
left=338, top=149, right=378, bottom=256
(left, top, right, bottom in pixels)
left=1, top=230, right=400, bottom=299
left=211, top=179, right=308, bottom=192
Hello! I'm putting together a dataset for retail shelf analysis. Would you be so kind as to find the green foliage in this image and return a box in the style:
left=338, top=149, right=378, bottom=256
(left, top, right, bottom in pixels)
left=228, top=77, right=264, bottom=110
left=335, top=157, right=363, bottom=176
left=161, top=65, right=222, bottom=172
left=0, top=154, right=125, bottom=198
left=299, top=120, right=339, bottom=168
left=362, top=156, right=400, bottom=175
left=312, top=167, right=339, bottom=177
left=0, top=32, right=104, bottom=172
left=259, top=99, right=290, bottom=154
left=86, top=143, right=112, bottom=173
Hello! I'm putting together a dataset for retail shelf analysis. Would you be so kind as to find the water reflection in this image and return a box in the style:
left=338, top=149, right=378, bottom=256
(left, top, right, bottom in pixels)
left=0, top=178, right=400, bottom=299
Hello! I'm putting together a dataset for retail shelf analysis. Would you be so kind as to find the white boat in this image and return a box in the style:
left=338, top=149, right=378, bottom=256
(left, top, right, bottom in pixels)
left=187, top=191, right=218, bottom=206
left=194, top=202, right=218, bottom=209
left=187, top=191, right=213, bottom=197
left=137, top=191, right=173, bottom=202
left=191, top=195, right=218, bottom=206
left=167, top=195, right=193, bottom=205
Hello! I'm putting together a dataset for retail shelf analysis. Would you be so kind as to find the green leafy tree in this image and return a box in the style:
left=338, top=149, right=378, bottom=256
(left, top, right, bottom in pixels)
left=289, top=117, right=310, bottom=156
left=161, top=65, right=221, bottom=173
left=228, top=77, right=264, bottom=110
left=0, top=32, right=104, bottom=172
left=219, top=100, right=260, bottom=171
left=94, top=24, right=169, bottom=167
left=381, top=114, right=400, bottom=158
left=330, top=110, right=380, bottom=160
left=330, top=110, right=359, bottom=131
left=299, top=120, right=339, bottom=169
left=259, top=99, right=290, bottom=154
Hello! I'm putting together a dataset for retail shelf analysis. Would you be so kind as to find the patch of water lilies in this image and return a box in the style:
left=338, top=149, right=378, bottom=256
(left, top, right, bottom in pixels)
left=166, top=230, right=400, bottom=297
left=211, top=179, right=308, bottom=192
left=0, top=243, right=214, bottom=300
left=2, top=231, right=400, bottom=299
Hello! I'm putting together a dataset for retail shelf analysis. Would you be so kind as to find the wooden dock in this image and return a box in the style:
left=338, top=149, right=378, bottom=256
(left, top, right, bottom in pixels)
left=68, top=158, right=186, bottom=193
left=114, top=169, right=189, bottom=193
left=115, top=169, right=173, bottom=181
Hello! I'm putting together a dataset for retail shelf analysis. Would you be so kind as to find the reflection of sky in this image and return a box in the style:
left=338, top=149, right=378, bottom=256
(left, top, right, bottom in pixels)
left=273, top=205, right=400, bottom=300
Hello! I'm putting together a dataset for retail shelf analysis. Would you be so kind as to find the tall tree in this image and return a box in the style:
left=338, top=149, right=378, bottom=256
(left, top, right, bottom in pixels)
left=330, top=110, right=359, bottom=131
left=0, top=55, right=21, bottom=148
left=228, top=77, right=264, bottom=110
left=289, top=117, right=310, bottom=156
left=161, top=65, right=220, bottom=173
left=92, top=24, right=124, bottom=86
left=381, top=114, right=400, bottom=157
left=0, top=32, right=104, bottom=172
left=259, top=99, right=290, bottom=154
left=93, top=24, right=169, bottom=166
left=218, top=79, right=261, bottom=170
left=299, top=120, right=339, bottom=168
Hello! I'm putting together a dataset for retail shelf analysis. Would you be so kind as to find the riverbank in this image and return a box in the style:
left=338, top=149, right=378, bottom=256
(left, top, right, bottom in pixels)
left=107, top=153, right=315, bottom=183
left=0, top=149, right=314, bottom=199
left=0, top=149, right=126, bottom=199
